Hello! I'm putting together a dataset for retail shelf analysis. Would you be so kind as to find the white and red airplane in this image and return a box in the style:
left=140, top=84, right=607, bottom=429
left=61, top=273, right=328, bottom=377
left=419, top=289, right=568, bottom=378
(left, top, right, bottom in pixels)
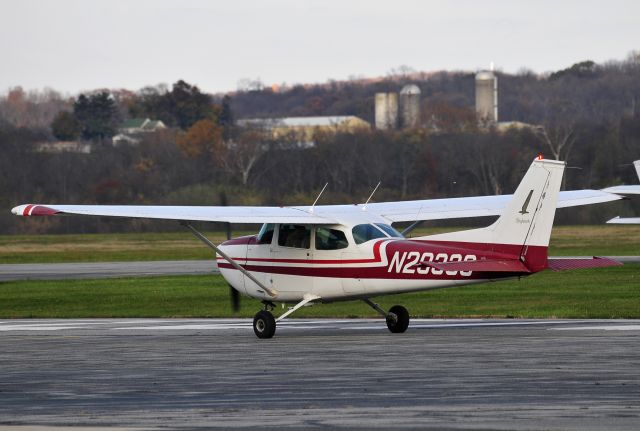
left=12, top=158, right=623, bottom=338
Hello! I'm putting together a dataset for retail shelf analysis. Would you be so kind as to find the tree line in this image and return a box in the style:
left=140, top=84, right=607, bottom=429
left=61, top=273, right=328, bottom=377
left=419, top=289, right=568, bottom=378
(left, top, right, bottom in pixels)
left=0, top=54, right=639, bottom=234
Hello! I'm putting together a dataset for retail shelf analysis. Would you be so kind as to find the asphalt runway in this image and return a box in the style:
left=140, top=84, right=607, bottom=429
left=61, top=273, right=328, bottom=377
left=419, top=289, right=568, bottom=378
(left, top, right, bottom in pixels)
left=1, top=256, right=638, bottom=281
left=0, top=260, right=218, bottom=281
left=1, top=318, right=639, bottom=430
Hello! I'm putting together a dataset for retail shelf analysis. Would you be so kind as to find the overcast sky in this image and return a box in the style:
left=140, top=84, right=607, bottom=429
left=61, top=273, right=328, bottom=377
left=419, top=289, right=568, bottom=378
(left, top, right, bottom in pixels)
left=1, top=0, right=638, bottom=95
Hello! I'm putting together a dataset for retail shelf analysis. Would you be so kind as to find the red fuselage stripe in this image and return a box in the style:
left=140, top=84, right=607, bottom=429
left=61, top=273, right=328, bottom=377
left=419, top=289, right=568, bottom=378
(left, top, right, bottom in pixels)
left=217, top=262, right=521, bottom=280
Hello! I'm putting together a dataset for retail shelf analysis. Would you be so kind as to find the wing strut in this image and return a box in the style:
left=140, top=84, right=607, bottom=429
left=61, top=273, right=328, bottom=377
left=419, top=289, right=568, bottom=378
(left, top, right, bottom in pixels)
left=181, top=222, right=278, bottom=298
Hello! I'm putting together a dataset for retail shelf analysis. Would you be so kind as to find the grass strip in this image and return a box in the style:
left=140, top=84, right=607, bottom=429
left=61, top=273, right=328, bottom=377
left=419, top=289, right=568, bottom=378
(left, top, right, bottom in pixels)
left=1, top=225, right=638, bottom=264
left=1, top=264, right=638, bottom=319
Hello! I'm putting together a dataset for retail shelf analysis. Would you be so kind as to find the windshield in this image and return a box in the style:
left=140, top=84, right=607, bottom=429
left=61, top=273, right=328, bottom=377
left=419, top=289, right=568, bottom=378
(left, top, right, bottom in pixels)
left=375, top=223, right=404, bottom=238
left=257, top=223, right=275, bottom=244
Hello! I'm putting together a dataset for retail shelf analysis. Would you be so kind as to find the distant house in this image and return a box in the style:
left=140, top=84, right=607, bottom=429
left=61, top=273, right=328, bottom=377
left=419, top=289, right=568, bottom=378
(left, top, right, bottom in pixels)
left=112, top=118, right=167, bottom=145
left=237, top=115, right=370, bottom=146
left=35, top=141, right=92, bottom=154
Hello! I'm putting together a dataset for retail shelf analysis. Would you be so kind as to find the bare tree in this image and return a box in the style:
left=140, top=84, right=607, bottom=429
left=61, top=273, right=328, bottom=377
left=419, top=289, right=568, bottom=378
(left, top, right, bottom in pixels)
left=535, top=95, right=581, bottom=161
left=535, top=123, right=577, bottom=161
left=224, top=128, right=269, bottom=185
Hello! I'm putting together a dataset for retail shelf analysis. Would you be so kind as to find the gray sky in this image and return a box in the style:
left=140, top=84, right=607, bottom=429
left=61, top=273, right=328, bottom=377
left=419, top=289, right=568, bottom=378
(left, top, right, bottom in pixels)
left=1, top=0, right=638, bottom=95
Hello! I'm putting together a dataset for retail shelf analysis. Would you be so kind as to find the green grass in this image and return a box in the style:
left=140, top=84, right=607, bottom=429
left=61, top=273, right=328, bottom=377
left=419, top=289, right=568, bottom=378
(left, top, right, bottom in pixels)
left=1, top=225, right=639, bottom=263
left=1, top=264, right=638, bottom=319
left=0, top=231, right=251, bottom=263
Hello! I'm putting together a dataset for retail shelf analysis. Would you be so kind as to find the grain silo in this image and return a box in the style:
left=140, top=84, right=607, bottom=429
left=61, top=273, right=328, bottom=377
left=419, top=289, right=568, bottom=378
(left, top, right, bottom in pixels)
left=399, top=84, right=421, bottom=128
left=475, top=71, right=498, bottom=123
left=375, top=92, right=398, bottom=130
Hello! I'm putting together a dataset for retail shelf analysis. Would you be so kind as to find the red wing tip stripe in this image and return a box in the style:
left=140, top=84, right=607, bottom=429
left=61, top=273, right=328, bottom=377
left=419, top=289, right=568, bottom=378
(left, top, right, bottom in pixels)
left=22, top=205, right=34, bottom=216
left=22, top=205, right=60, bottom=216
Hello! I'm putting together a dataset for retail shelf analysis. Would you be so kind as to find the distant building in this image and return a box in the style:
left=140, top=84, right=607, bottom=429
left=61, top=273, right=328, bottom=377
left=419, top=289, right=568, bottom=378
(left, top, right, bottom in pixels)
left=238, top=115, right=370, bottom=146
left=399, top=85, right=421, bottom=128
left=475, top=71, right=498, bottom=124
left=35, top=141, right=92, bottom=154
left=375, top=93, right=399, bottom=130
left=494, top=121, right=539, bottom=132
left=112, top=118, right=167, bottom=145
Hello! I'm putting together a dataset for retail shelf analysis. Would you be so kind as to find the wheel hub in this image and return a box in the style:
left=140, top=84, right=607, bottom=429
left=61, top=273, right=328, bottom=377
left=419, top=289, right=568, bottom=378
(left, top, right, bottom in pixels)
left=386, top=312, right=398, bottom=325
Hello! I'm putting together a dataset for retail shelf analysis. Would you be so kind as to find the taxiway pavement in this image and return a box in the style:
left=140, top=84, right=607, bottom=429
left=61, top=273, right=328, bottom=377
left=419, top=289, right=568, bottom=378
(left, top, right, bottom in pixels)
left=0, top=260, right=218, bottom=281
left=1, top=318, right=639, bottom=430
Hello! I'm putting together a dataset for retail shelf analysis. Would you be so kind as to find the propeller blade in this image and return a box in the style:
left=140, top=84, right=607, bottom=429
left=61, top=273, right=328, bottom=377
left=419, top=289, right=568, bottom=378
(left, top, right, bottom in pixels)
left=230, top=285, right=240, bottom=312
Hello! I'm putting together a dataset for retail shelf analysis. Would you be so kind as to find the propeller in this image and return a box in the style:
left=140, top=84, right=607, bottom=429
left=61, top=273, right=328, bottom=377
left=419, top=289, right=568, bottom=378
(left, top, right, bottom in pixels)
left=229, top=284, right=240, bottom=313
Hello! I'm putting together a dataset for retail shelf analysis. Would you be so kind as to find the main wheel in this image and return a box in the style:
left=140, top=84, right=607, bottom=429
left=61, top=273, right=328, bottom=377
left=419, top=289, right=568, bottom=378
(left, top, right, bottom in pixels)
left=253, top=310, right=276, bottom=339
left=386, top=305, right=409, bottom=333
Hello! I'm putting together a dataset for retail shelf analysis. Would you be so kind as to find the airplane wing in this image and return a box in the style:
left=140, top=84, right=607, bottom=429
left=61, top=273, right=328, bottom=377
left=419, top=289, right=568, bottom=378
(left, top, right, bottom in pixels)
left=12, top=189, right=621, bottom=225
left=362, top=189, right=622, bottom=223
left=601, top=185, right=640, bottom=195
left=606, top=216, right=640, bottom=224
left=601, top=160, right=640, bottom=195
left=11, top=204, right=336, bottom=224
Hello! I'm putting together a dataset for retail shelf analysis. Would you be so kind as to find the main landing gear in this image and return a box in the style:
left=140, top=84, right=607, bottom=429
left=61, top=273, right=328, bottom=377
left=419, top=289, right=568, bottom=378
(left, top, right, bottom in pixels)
left=253, top=295, right=321, bottom=339
left=252, top=296, right=409, bottom=339
left=363, top=299, right=410, bottom=333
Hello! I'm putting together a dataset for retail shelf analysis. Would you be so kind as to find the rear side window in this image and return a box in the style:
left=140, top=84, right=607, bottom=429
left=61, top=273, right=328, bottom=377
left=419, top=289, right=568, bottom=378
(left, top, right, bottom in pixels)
left=278, top=224, right=311, bottom=249
left=352, top=224, right=387, bottom=245
left=315, top=227, right=349, bottom=250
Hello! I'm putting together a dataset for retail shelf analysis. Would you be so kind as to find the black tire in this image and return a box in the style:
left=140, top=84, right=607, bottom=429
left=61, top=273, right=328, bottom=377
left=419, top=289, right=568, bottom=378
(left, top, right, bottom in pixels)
left=253, top=310, right=276, bottom=339
left=386, top=305, right=409, bottom=333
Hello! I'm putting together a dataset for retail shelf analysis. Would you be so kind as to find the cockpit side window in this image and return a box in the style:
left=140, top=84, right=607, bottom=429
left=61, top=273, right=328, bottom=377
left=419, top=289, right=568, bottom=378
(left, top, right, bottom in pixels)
left=375, top=223, right=404, bottom=238
left=257, top=223, right=275, bottom=244
left=278, top=224, right=311, bottom=249
left=352, top=224, right=387, bottom=245
left=315, top=227, right=349, bottom=250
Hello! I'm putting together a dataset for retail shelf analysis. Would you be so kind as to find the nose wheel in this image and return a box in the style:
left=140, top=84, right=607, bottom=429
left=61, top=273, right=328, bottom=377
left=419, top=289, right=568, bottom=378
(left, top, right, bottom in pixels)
left=253, top=310, right=276, bottom=339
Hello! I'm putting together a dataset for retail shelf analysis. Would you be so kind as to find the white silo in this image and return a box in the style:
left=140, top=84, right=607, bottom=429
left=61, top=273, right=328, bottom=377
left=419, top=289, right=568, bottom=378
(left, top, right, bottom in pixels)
left=475, top=71, right=498, bottom=123
left=375, top=92, right=399, bottom=130
left=399, top=84, right=421, bottom=128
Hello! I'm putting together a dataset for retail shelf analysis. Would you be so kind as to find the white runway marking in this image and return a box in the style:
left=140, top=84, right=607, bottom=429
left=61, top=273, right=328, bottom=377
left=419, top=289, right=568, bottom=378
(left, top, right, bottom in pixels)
left=347, top=320, right=585, bottom=330
left=1, top=319, right=639, bottom=333
left=553, top=325, right=640, bottom=331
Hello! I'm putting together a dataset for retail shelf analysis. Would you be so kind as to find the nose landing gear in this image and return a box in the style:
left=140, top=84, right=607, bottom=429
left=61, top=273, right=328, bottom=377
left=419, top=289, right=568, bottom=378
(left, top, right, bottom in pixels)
left=253, top=295, right=321, bottom=339
left=253, top=310, right=276, bottom=339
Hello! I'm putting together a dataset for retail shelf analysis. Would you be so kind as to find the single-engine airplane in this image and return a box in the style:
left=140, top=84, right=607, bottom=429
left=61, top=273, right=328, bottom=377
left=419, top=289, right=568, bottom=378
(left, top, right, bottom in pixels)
left=12, top=157, right=624, bottom=338
left=605, top=160, right=640, bottom=224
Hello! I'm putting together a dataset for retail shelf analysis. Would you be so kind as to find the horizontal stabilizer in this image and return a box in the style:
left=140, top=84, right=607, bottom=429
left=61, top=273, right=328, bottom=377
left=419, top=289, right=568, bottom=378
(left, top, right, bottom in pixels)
left=547, top=257, right=622, bottom=271
left=425, top=258, right=531, bottom=273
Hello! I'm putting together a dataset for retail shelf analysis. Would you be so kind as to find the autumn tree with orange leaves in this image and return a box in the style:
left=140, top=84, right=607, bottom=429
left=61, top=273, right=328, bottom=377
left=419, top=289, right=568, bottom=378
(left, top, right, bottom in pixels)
left=176, top=119, right=225, bottom=165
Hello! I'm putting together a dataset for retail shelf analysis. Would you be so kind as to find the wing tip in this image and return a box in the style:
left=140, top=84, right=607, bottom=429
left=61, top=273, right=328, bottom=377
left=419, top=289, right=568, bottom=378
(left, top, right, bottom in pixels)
left=11, top=204, right=60, bottom=217
left=606, top=216, right=620, bottom=224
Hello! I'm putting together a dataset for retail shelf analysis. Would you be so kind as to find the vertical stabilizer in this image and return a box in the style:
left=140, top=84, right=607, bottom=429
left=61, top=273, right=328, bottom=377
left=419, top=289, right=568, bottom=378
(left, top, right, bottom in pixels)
left=485, top=158, right=565, bottom=248
left=423, top=158, right=566, bottom=268
left=634, top=160, right=640, bottom=181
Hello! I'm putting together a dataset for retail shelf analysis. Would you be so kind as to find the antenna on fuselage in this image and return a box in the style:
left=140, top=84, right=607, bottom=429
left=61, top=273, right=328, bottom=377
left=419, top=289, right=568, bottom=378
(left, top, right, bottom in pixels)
left=310, top=182, right=328, bottom=212
left=362, top=181, right=381, bottom=211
